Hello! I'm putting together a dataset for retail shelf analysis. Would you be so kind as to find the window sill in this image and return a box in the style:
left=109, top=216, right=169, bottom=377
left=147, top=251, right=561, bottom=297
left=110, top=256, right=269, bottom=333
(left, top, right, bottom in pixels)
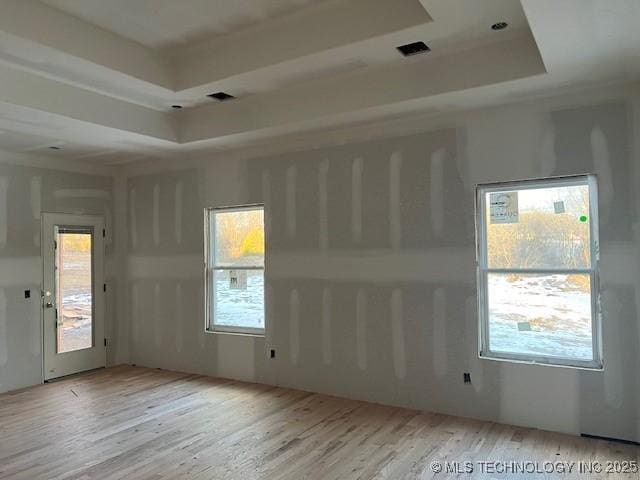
left=205, top=329, right=265, bottom=338
left=479, top=352, right=603, bottom=371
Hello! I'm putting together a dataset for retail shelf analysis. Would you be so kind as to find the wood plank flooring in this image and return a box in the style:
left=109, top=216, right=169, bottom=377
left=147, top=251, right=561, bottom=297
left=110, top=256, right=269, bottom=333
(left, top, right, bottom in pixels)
left=0, top=366, right=637, bottom=479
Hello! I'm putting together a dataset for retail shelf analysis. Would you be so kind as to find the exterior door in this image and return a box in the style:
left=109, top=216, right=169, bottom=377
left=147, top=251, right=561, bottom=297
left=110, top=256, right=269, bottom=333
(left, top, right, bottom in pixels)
left=42, top=213, right=106, bottom=380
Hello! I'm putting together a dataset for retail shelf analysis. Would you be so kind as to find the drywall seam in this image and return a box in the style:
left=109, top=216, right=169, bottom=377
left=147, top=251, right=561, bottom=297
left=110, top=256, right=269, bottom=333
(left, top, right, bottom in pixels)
left=0, top=177, right=7, bottom=248
left=30, top=176, right=41, bottom=247
left=602, top=289, right=623, bottom=408
left=433, top=287, right=447, bottom=377
left=286, top=165, right=296, bottom=239
left=262, top=170, right=272, bottom=240
left=175, top=181, right=183, bottom=245
left=129, top=188, right=137, bottom=249
left=104, top=204, right=113, bottom=246
left=430, top=148, right=445, bottom=238
left=322, top=287, right=332, bottom=365
left=318, top=159, right=329, bottom=251
left=29, top=179, right=42, bottom=217
left=131, top=283, right=139, bottom=345
left=113, top=171, right=129, bottom=365
left=290, top=288, right=300, bottom=365
left=0, top=289, right=6, bottom=366
left=466, top=294, right=483, bottom=393
left=126, top=246, right=638, bottom=283
left=389, top=151, right=402, bottom=250
left=390, top=288, right=406, bottom=380
left=198, top=305, right=206, bottom=350
left=29, top=292, right=39, bottom=358
left=352, top=157, right=363, bottom=244
left=356, top=288, right=367, bottom=370
left=266, top=285, right=275, bottom=343
left=128, top=255, right=203, bottom=279
left=125, top=249, right=474, bottom=283
left=175, top=283, right=183, bottom=353
left=591, top=125, right=613, bottom=225
left=266, top=250, right=476, bottom=283
left=536, top=120, right=557, bottom=176
left=154, top=283, right=161, bottom=347
left=52, top=189, right=110, bottom=199
left=152, top=184, right=160, bottom=247
left=454, top=131, right=471, bottom=193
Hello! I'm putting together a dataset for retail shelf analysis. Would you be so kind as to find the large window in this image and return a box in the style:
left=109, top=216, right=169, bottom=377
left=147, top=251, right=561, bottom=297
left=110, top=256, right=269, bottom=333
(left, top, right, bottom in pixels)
left=205, top=205, right=265, bottom=335
left=476, top=175, right=601, bottom=368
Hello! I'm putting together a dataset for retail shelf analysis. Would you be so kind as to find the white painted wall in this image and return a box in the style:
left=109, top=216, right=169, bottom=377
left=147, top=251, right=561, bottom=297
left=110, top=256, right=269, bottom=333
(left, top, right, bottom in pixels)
left=125, top=83, right=640, bottom=443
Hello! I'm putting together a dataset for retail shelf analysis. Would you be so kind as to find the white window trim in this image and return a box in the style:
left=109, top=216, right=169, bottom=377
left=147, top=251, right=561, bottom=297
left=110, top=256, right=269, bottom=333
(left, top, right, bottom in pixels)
left=475, top=174, right=603, bottom=370
left=204, top=204, right=266, bottom=336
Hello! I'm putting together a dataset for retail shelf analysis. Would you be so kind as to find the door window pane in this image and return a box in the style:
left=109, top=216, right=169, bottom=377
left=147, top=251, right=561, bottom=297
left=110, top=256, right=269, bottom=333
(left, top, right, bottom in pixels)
left=488, top=273, right=592, bottom=360
left=56, top=230, right=93, bottom=353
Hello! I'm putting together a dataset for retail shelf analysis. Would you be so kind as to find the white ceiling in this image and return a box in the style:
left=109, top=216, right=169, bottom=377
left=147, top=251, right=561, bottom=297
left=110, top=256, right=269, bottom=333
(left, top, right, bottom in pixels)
left=0, top=0, right=637, bottom=166
left=41, top=0, right=325, bottom=50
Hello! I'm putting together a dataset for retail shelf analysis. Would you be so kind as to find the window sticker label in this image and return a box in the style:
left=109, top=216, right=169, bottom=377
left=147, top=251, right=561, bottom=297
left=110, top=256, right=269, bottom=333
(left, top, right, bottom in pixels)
left=229, top=269, right=247, bottom=290
left=489, top=192, right=519, bottom=224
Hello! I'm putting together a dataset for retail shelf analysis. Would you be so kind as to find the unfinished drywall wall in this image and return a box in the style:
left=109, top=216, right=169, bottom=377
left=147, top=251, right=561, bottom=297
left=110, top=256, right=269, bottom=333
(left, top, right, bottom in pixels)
left=126, top=83, right=640, bottom=442
left=0, top=156, right=122, bottom=393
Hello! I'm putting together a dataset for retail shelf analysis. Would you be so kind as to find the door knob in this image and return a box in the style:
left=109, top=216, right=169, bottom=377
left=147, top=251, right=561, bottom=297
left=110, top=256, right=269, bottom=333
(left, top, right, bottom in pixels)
left=45, top=302, right=54, bottom=308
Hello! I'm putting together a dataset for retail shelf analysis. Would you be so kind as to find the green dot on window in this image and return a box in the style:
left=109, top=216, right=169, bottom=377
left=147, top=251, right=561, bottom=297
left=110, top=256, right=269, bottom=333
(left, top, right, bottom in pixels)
left=579, top=215, right=588, bottom=223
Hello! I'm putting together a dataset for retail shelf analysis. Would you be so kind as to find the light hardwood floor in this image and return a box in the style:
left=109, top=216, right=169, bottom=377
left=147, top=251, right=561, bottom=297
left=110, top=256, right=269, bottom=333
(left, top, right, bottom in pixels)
left=0, top=366, right=637, bottom=479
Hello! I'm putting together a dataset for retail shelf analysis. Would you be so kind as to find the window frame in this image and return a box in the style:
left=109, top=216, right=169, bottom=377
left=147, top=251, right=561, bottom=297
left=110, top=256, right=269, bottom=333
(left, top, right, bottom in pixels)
left=475, top=174, right=602, bottom=369
left=204, top=204, right=266, bottom=336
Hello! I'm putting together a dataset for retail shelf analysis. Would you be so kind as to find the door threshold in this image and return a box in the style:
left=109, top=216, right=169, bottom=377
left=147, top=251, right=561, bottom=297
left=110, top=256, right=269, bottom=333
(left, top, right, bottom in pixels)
left=44, top=366, right=106, bottom=383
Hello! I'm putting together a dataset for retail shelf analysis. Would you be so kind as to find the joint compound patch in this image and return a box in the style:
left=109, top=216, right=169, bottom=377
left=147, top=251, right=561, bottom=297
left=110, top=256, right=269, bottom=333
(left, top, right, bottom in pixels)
left=490, top=191, right=518, bottom=224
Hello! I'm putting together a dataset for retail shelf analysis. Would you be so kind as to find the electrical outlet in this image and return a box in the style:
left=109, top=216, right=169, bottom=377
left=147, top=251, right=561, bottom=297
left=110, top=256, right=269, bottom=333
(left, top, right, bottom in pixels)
left=463, top=372, right=471, bottom=384
left=270, top=349, right=276, bottom=359
left=24, top=290, right=31, bottom=299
